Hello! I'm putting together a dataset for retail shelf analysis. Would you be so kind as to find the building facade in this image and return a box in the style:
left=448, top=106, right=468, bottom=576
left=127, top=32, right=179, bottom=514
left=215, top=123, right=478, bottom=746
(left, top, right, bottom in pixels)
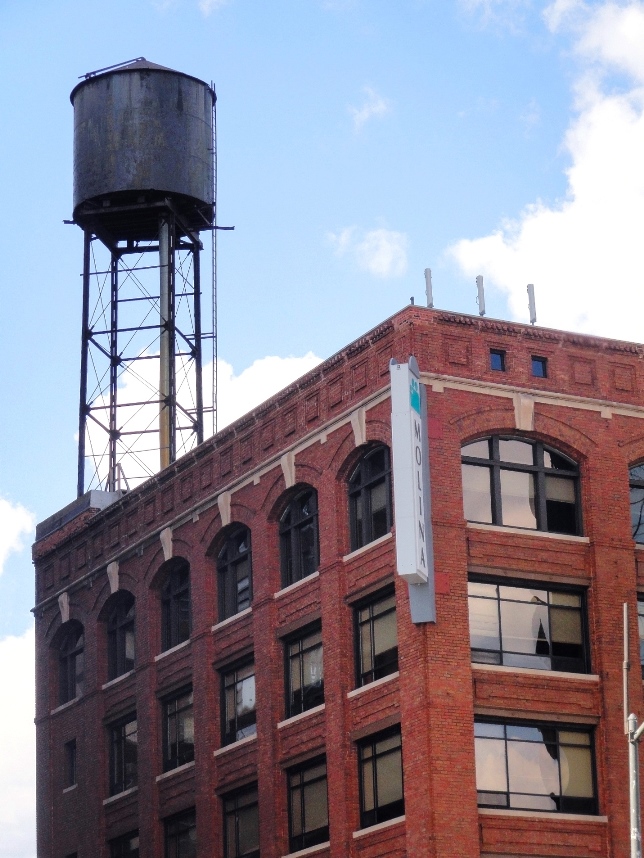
left=33, top=305, right=644, bottom=858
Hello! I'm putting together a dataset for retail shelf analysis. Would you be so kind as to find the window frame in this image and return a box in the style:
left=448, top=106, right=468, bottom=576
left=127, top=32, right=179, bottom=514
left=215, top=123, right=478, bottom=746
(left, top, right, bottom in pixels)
left=58, top=623, right=84, bottom=705
left=354, top=586, right=399, bottom=687
left=461, top=435, right=581, bottom=535
left=474, top=717, right=597, bottom=814
left=161, top=562, right=191, bottom=653
left=532, top=355, right=548, bottom=378
left=629, top=464, right=644, bottom=544
left=287, top=757, right=329, bottom=853
left=217, top=526, right=253, bottom=622
left=357, top=725, right=405, bottom=829
left=638, top=598, right=644, bottom=679
left=468, top=575, right=590, bottom=674
left=223, top=783, right=260, bottom=858
left=221, top=658, right=257, bottom=746
left=109, top=712, right=138, bottom=796
left=284, top=622, right=324, bottom=718
left=64, top=739, right=76, bottom=789
left=107, top=592, right=135, bottom=680
left=279, top=487, right=320, bottom=588
left=162, top=686, right=194, bottom=773
left=109, top=830, right=140, bottom=858
left=489, top=349, right=506, bottom=372
left=164, top=808, right=196, bottom=858
left=348, top=445, right=393, bottom=551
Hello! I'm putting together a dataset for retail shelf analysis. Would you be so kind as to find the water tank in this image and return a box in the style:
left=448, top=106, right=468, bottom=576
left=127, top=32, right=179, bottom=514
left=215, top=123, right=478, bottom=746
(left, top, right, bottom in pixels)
left=71, top=59, right=214, bottom=238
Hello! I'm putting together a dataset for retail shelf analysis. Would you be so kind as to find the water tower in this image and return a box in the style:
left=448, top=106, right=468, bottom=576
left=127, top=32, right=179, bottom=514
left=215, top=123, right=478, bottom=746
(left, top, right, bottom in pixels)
left=70, top=58, right=217, bottom=496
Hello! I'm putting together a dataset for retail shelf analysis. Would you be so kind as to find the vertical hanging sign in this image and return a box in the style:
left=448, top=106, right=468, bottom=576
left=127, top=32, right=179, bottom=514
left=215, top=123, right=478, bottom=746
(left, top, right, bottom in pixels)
left=390, top=356, right=436, bottom=623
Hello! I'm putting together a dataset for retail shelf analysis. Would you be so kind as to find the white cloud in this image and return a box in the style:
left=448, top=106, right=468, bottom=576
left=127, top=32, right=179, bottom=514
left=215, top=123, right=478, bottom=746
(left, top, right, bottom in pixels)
left=198, top=0, right=229, bottom=14
left=459, top=0, right=532, bottom=30
left=448, top=0, right=644, bottom=340
left=0, top=626, right=35, bottom=858
left=329, top=226, right=409, bottom=278
left=0, top=498, right=34, bottom=577
left=348, top=87, right=390, bottom=131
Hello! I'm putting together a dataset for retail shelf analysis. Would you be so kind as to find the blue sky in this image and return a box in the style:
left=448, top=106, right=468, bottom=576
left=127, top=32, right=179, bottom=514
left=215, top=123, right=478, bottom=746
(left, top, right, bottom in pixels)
left=2, top=1, right=644, bottom=854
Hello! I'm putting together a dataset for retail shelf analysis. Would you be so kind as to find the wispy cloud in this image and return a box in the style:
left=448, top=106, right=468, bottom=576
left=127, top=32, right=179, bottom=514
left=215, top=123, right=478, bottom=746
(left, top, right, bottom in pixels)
left=348, top=87, right=390, bottom=132
left=198, top=0, right=229, bottom=15
left=329, top=226, right=409, bottom=278
left=448, top=0, right=644, bottom=340
left=0, top=498, right=34, bottom=577
left=459, top=0, right=532, bottom=31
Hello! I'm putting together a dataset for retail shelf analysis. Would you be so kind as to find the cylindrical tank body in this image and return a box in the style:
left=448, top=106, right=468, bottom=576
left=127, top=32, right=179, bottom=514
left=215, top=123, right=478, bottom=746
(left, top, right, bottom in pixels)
left=71, top=60, right=214, bottom=237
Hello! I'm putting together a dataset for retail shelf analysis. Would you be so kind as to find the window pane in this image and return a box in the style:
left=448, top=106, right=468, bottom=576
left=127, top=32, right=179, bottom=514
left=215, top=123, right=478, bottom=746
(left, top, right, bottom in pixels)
left=499, top=440, right=534, bottom=465
left=551, top=608, right=582, bottom=645
left=238, top=802, right=259, bottom=854
left=500, top=601, right=550, bottom=656
left=462, top=464, right=492, bottom=523
left=632, top=487, right=644, bottom=542
left=462, top=439, right=490, bottom=458
left=545, top=477, right=577, bottom=533
left=560, top=746, right=593, bottom=798
left=370, top=481, right=388, bottom=539
left=361, top=758, right=375, bottom=811
left=546, top=476, right=576, bottom=503
left=303, top=779, right=328, bottom=831
left=500, top=470, right=536, bottom=528
left=469, top=596, right=500, bottom=652
left=507, top=738, right=559, bottom=797
left=373, top=611, right=397, bottom=658
left=475, top=737, right=507, bottom=792
left=544, top=450, right=575, bottom=470
left=375, top=749, right=403, bottom=807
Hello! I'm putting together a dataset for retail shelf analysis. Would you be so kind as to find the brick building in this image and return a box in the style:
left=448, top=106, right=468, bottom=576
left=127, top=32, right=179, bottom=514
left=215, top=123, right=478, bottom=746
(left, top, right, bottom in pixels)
left=33, top=304, right=644, bottom=858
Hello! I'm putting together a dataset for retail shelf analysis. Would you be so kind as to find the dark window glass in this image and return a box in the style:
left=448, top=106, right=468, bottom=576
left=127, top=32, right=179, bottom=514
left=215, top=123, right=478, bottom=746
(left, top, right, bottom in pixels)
left=490, top=349, right=506, bottom=371
left=349, top=446, right=393, bottom=551
left=474, top=719, right=596, bottom=814
left=109, top=714, right=138, bottom=795
left=638, top=600, right=644, bottom=679
left=280, top=488, right=319, bottom=587
left=286, top=625, right=324, bottom=717
left=161, top=562, right=191, bottom=652
left=64, top=739, right=76, bottom=788
left=356, top=589, right=398, bottom=686
left=222, top=661, right=256, bottom=745
left=165, top=808, right=196, bottom=858
left=288, top=759, right=329, bottom=852
left=163, top=688, right=194, bottom=772
left=532, top=356, right=548, bottom=378
left=461, top=436, right=580, bottom=535
left=358, top=726, right=405, bottom=828
left=58, top=624, right=84, bottom=705
left=630, top=464, right=644, bottom=544
left=107, top=593, right=135, bottom=680
left=218, top=526, right=252, bottom=621
left=110, top=830, right=140, bottom=858
left=468, top=580, right=588, bottom=673
left=223, top=784, right=259, bottom=858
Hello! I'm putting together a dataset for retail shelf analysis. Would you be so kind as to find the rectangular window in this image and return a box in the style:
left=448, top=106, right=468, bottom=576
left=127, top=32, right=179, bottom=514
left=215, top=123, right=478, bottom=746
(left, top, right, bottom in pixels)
left=474, top=719, right=596, bottom=814
left=532, top=356, right=548, bottom=378
left=355, top=588, right=398, bottom=686
left=288, top=758, right=329, bottom=853
left=468, top=579, right=588, bottom=673
left=638, top=600, right=644, bottom=678
left=64, top=739, right=76, bottom=788
left=222, top=661, right=256, bottom=746
left=358, top=726, right=404, bottom=828
left=163, top=687, right=194, bottom=772
left=490, top=349, right=506, bottom=371
left=223, top=784, right=260, bottom=858
left=286, top=624, right=324, bottom=717
left=110, top=831, right=139, bottom=858
left=165, top=808, right=196, bottom=858
left=109, top=714, right=138, bottom=795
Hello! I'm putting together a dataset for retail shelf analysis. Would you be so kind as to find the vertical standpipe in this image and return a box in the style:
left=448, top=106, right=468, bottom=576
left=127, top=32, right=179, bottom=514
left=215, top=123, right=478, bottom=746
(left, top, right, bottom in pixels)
left=159, top=216, right=174, bottom=471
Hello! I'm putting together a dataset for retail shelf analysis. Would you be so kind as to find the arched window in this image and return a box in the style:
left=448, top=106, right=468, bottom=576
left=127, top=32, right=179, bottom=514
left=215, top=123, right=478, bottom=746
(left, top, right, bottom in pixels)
left=217, top=526, right=252, bottom=621
left=461, top=436, right=580, bottom=535
left=348, top=445, right=392, bottom=551
left=280, top=488, right=319, bottom=587
left=161, top=561, right=191, bottom=652
left=630, top=464, right=644, bottom=543
left=107, top=593, right=135, bottom=680
left=58, top=622, right=84, bottom=705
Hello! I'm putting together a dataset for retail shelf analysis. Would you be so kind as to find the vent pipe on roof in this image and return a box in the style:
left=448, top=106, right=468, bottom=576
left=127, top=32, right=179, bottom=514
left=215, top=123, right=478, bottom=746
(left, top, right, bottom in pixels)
left=527, top=283, right=537, bottom=325
left=476, top=275, right=485, bottom=316
left=424, top=268, right=434, bottom=308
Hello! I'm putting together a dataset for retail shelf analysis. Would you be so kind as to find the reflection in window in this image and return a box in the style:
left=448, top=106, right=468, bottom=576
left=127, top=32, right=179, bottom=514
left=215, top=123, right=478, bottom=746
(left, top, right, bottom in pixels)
left=163, top=688, right=194, bottom=772
left=58, top=623, right=84, bottom=705
left=217, top=526, right=252, bottom=621
left=468, top=580, right=587, bottom=673
left=165, top=809, right=196, bottom=858
left=461, top=437, right=580, bottom=535
left=223, top=784, right=259, bottom=858
left=109, top=831, right=139, bottom=858
left=630, top=464, right=644, bottom=543
left=286, top=625, right=324, bottom=717
left=475, top=720, right=596, bottom=814
left=288, top=759, right=329, bottom=852
left=109, top=714, right=138, bottom=795
left=161, top=562, right=191, bottom=652
left=222, top=661, right=256, bottom=745
left=356, top=589, right=398, bottom=686
left=349, top=446, right=392, bottom=551
left=107, top=593, right=135, bottom=680
left=280, top=488, right=319, bottom=587
left=358, top=727, right=404, bottom=828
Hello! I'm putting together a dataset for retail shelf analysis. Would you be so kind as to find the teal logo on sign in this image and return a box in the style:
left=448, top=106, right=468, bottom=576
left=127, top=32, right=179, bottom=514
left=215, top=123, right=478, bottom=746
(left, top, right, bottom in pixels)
left=409, top=377, right=421, bottom=414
